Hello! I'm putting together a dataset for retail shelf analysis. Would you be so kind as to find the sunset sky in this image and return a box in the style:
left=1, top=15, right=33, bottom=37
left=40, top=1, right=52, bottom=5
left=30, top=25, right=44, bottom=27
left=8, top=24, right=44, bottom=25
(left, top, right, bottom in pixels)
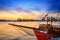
left=0, top=0, right=60, bottom=20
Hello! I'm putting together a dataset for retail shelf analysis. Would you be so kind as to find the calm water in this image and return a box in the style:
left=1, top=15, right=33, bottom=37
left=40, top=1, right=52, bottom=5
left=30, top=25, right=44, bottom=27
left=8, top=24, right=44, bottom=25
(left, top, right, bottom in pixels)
left=0, top=22, right=60, bottom=40
left=0, top=22, right=38, bottom=40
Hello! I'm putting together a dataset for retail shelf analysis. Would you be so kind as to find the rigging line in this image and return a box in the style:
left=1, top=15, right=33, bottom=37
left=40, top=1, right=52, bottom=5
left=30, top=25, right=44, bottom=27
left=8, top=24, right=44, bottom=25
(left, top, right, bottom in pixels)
left=47, top=0, right=57, bottom=13
left=16, top=27, right=34, bottom=37
left=42, top=0, right=57, bottom=20
left=17, top=26, right=35, bottom=36
left=15, top=27, right=30, bottom=37
left=12, top=26, right=27, bottom=36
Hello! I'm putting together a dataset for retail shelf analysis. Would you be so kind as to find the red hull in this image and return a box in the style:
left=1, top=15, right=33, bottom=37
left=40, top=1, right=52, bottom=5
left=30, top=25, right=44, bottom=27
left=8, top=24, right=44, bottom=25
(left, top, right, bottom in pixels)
left=33, top=29, right=52, bottom=40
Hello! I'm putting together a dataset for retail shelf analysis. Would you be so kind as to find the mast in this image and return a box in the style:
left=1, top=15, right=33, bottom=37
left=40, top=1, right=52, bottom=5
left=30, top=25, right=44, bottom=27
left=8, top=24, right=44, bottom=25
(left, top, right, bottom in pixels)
left=51, top=17, right=53, bottom=27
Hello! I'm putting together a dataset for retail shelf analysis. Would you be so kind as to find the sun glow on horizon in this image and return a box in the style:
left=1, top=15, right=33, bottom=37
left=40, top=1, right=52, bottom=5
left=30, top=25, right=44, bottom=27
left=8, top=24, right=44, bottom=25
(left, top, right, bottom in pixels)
left=0, top=11, right=40, bottom=20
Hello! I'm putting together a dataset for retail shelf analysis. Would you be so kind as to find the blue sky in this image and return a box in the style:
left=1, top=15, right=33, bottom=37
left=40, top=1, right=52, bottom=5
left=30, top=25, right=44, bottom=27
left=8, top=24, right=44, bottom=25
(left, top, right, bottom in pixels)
left=0, top=0, right=60, bottom=13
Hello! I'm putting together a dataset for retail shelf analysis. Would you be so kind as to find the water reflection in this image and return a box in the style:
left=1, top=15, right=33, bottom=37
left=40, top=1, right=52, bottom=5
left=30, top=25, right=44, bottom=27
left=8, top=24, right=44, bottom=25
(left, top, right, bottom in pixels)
left=0, top=22, right=37, bottom=40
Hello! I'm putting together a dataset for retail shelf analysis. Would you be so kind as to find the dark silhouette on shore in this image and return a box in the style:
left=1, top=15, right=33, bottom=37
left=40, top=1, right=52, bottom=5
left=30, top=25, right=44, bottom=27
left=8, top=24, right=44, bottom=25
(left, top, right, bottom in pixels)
left=0, top=17, right=60, bottom=22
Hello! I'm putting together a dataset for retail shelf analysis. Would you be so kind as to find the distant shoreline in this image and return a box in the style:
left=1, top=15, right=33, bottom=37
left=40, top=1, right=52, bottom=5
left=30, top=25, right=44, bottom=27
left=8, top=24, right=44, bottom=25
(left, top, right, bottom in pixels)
left=0, top=20, right=58, bottom=22
left=0, top=20, right=42, bottom=22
